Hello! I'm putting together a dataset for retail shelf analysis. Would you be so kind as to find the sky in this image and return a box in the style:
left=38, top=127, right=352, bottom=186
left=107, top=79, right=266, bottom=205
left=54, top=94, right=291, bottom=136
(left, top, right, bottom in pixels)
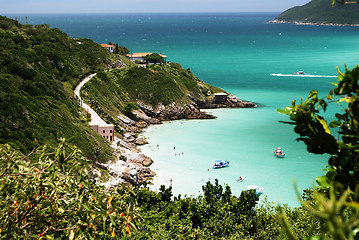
left=0, top=0, right=312, bottom=14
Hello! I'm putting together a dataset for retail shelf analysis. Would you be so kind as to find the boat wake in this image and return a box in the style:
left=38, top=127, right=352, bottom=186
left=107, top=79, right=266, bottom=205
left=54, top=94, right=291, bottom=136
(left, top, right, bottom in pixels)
left=270, top=73, right=337, bottom=78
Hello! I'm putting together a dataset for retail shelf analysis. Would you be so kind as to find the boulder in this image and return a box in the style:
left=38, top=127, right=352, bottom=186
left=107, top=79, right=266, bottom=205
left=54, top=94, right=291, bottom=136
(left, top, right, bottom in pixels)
left=117, top=114, right=136, bottom=125
left=135, top=137, right=148, bottom=145
left=136, top=120, right=148, bottom=128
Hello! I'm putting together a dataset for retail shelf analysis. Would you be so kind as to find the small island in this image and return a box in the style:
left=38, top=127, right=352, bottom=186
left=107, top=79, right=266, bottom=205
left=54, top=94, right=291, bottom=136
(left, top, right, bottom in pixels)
left=270, top=0, right=359, bottom=26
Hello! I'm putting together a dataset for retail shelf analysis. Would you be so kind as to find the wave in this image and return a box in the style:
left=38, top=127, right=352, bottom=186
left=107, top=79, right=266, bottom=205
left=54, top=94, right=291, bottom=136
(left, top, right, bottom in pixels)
left=270, top=73, right=337, bottom=78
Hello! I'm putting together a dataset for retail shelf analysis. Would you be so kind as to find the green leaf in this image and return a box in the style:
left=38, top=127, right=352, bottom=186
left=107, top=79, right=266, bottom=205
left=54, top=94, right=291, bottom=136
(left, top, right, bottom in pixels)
left=316, top=116, right=331, bottom=134
left=83, top=203, right=90, bottom=211
left=277, top=107, right=291, bottom=115
left=316, top=176, right=330, bottom=188
left=329, top=120, right=341, bottom=128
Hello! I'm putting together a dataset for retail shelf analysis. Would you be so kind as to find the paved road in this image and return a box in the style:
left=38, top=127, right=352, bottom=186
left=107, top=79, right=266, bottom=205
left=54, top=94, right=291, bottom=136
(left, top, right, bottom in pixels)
left=74, top=73, right=108, bottom=126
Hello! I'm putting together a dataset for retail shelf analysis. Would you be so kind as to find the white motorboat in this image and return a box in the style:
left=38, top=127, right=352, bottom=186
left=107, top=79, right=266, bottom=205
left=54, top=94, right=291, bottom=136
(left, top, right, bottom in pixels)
left=246, top=185, right=263, bottom=195
left=274, top=147, right=285, bottom=158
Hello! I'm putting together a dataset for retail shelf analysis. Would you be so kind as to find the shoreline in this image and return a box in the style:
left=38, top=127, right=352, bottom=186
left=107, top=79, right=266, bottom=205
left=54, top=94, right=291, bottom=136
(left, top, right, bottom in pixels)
left=268, top=19, right=359, bottom=27
left=100, top=95, right=256, bottom=188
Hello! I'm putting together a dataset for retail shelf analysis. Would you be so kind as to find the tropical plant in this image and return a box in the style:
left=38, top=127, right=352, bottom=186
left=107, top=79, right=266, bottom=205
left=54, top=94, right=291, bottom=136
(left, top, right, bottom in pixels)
left=0, top=139, right=139, bottom=239
left=278, top=65, right=359, bottom=239
left=278, top=65, right=359, bottom=197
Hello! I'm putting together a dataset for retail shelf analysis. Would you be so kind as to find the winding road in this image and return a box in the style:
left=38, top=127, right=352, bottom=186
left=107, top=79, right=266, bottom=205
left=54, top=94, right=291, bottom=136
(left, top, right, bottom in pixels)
left=74, top=73, right=108, bottom=126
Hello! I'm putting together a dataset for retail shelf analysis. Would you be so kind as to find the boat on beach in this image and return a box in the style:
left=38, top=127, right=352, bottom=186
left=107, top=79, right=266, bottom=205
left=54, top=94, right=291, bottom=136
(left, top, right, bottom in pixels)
left=246, top=185, right=263, bottom=195
left=274, top=147, right=285, bottom=158
left=213, top=160, right=230, bottom=169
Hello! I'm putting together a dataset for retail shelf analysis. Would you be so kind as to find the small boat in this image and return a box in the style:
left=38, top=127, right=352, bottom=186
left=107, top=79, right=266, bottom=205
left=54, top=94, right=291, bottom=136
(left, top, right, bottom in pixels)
left=294, top=71, right=306, bottom=75
left=237, top=176, right=247, bottom=182
left=274, top=147, right=285, bottom=158
left=213, top=160, right=230, bottom=169
left=246, top=185, right=263, bottom=195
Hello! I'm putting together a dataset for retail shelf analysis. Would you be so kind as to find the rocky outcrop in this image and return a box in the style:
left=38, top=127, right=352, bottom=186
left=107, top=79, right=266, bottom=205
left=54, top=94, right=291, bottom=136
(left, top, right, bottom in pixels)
left=196, top=94, right=256, bottom=109
left=133, top=94, right=255, bottom=123
left=135, top=136, right=148, bottom=145
left=95, top=136, right=155, bottom=188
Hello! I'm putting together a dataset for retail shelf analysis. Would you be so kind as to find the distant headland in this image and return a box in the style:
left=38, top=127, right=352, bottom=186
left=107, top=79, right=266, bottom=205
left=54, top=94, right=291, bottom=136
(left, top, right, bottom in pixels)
left=269, top=0, right=359, bottom=26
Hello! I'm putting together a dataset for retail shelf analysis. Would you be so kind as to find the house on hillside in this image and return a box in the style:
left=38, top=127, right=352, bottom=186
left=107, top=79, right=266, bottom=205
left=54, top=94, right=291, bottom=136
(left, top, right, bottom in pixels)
left=90, top=124, right=114, bottom=142
left=100, top=44, right=115, bottom=53
left=126, top=52, right=167, bottom=63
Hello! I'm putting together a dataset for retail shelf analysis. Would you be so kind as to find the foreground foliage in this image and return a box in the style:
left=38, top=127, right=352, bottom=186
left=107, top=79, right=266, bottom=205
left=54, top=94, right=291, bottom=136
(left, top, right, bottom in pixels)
left=1, top=140, right=325, bottom=239
left=0, top=139, right=139, bottom=239
left=278, top=65, right=359, bottom=239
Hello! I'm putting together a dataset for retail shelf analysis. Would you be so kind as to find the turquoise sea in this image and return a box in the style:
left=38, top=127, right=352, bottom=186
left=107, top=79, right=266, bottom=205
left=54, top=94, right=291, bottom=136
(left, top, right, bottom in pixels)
left=10, top=13, right=359, bottom=206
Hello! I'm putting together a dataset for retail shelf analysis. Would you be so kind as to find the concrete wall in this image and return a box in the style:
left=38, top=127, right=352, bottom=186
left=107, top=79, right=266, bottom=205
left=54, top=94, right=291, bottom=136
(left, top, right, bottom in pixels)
left=105, top=47, right=114, bottom=53
left=129, top=57, right=145, bottom=62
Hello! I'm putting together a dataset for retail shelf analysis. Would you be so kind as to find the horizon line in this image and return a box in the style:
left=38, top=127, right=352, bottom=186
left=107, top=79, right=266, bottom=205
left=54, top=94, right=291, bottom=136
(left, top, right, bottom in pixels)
left=1, top=11, right=281, bottom=15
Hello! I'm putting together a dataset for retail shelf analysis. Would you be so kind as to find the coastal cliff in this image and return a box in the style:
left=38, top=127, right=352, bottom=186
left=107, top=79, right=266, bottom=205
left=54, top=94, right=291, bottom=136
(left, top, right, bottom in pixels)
left=271, top=0, right=359, bottom=26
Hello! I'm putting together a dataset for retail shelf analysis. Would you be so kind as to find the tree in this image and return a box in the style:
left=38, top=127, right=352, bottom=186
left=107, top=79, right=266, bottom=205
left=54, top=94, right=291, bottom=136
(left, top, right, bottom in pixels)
left=278, top=65, right=359, bottom=198
left=144, top=53, right=164, bottom=64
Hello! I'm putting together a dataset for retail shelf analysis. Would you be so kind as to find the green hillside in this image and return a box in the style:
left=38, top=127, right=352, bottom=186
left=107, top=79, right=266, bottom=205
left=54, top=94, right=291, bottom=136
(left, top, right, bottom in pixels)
left=274, top=0, right=359, bottom=25
left=81, top=63, right=224, bottom=123
left=0, top=16, right=114, bottom=162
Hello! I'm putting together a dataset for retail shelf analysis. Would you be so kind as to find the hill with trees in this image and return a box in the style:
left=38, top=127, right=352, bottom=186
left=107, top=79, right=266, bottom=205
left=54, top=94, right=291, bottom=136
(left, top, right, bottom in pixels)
left=0, top=16, right=115, bottom=162
left=272, top=0, right=359, bottom=25
left=81, top=63, right=225, bottom=121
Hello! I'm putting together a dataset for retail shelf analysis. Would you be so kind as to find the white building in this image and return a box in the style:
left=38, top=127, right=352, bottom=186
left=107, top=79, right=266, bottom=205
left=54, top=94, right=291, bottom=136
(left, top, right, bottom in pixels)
left=100, top=44, right=115, bottom=53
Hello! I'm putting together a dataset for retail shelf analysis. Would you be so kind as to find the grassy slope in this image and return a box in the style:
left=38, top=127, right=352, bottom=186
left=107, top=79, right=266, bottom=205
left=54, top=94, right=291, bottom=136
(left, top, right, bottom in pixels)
left=275, top=0, right=359, bottom=25
left=0, top=16, right=114, bottom=162
left=81, top=63, right=224, bottom=120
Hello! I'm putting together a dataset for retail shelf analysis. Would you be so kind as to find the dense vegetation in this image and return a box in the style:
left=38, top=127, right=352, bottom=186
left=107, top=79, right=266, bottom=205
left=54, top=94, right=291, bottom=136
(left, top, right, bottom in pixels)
left=274, top=0, right=359, bottom=25
left=144, top=53, right=164, bottom=64
left=0, top=16, right=114, bottom=162
left=0, top=141, right=324, bottom=239
left=81, top=63, right=223, bottom=123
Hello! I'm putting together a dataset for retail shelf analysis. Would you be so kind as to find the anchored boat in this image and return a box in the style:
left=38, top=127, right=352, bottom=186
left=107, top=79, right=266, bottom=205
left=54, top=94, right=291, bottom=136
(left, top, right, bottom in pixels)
left=274, top=147, right=285, bottom=158
left=246, top=185, right=263, bottom=195
left=294, top=71, right=306, bottom=75
left=213, top=160, right=230, bottom=169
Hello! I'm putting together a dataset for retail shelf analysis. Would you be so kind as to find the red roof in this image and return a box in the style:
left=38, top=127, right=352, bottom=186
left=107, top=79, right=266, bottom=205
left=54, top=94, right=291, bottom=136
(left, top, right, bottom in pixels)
left=125, top=52, right=167, bottom=58
left=100, top=44, right=115, bottom=48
